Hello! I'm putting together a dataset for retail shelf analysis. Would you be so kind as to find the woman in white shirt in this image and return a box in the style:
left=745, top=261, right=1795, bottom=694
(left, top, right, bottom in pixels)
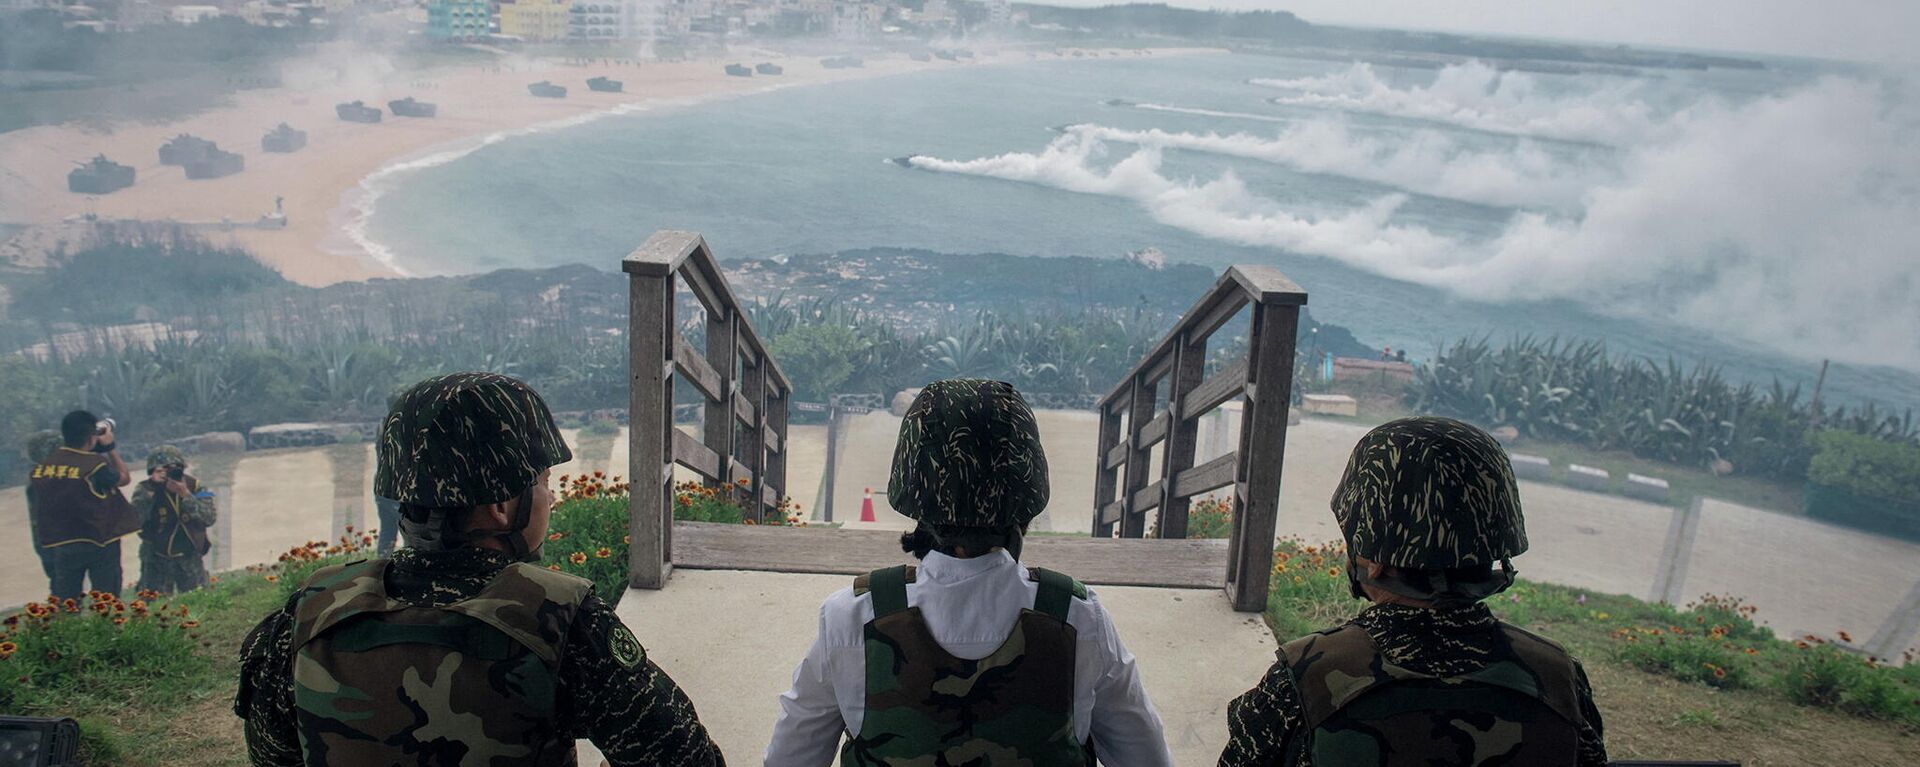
left=764, top=378, right=1174, bottom=767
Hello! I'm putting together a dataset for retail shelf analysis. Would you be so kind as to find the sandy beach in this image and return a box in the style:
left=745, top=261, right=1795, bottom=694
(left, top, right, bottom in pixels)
left=0, top=46, right=1218, bottom=286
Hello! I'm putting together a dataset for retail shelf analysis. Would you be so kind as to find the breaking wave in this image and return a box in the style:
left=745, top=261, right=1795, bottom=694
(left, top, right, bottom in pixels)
left=1059, top=123, right=1605, bottom=209
left=907, top=76, right=1920, bottom=372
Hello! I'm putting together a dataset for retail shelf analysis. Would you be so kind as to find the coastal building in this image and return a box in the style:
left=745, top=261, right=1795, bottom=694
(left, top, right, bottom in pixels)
left=568, top=0, right=658, bottom=41
left=829, top=0, right=881, bottom=39
left=985, top=0, right=1008, bottom=28
left=427, top=0, right=491, bottom=39
left=501, top=0, right=570, bottom=40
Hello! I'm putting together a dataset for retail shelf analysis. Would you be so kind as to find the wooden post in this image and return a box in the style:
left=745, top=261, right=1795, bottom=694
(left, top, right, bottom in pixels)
left=821, top=405, right=840, bottom=523
left=1228, top=300, right=1299, bottom=611
left=624, top=265, right=674, bottom=590
left=738, top=354, right=767, bottom=521
left=1157, top=332, right=1205, bottom=540
left=1118, top=380, right=1155, bottom=538
left=764, top=384, right=789, bottom=520
left=705, top=305, right=738, bottom=500
left=1091, top=403, right=1122, bottom=537
left=328, top=442, right=367, bottom=540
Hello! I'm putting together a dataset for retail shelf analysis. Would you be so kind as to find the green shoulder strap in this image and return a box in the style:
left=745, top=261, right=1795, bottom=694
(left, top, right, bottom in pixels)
left=1032, top=567, right=1081, bottom=621
left=868, top=565, right=911, bottom=618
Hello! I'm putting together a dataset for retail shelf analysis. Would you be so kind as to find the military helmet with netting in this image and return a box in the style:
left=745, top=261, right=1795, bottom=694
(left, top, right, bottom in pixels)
left=888, top=378, right=1049, bottom=529
left=375, top=372, right=571, bottom=509
left=1331, top=416, right=1527, bottom=570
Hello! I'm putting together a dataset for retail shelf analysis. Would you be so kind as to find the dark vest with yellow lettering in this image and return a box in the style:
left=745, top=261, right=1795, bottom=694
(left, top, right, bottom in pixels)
left=29, top=447, right=136, bottom=548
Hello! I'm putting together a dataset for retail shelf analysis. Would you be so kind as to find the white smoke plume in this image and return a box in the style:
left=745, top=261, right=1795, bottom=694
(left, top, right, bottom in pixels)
left=1062, top=123, right=1604, bottom=209
left=1253, top=61, right=1669, bottom=146
left=909, top=76, right=1920, bottom=372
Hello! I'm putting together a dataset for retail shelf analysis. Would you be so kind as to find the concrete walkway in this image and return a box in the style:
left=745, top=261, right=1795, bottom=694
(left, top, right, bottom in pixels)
left=611, top=569, right=1276, bottom=764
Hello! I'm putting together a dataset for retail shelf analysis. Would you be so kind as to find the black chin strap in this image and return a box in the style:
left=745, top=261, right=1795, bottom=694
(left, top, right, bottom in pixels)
left=497, top=486, right=541, bottom=563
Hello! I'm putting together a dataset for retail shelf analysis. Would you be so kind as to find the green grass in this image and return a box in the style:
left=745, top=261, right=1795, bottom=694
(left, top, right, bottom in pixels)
left=1261, top=539, right=1920, bottom=764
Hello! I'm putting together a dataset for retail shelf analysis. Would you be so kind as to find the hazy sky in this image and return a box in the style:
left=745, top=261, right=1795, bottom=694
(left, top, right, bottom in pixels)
left=1042, top=0, right=1919, bottom=63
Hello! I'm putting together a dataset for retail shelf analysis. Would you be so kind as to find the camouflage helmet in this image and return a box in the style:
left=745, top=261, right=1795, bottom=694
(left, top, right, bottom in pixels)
left=375, top=372, right=571, bottom=509
left=888, top=379, right=1049, bottom=529
left=145, top=444, right=188, bottom=472
left=1332, top=416, right=1527, bottom=570
left=21, top=430, right=61, bottom=464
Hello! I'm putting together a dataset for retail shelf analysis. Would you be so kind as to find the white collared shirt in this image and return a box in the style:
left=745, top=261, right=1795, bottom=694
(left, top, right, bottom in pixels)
left=763, top=550, right=1174, bottom=767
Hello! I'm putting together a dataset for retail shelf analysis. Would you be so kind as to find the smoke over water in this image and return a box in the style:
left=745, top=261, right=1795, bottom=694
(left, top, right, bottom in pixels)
left=911, top=68, right=1920, bottom=372
left=1253, top=61, right=1668, bottom=146
left=1060, top=123, right=1604, bottom=209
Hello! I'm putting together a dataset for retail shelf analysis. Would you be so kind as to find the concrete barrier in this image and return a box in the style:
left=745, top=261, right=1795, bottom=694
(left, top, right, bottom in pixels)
left=1510, top=454, right=1552, bottom=481
left=1565, top=463, right=1611, bottom=493
left=1301, top=394, right=1358, bottom=417
left=1625, top=473, right=1671, bottom=504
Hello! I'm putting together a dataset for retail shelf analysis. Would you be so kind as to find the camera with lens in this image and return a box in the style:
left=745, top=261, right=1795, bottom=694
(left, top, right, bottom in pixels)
left=166, top=466, right=185, bottom=481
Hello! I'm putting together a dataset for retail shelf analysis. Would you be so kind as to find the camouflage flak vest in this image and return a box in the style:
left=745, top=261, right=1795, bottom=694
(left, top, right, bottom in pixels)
left=840, top=564, right=1094, bottom=767
left=1279, top=621, right=1586, bottom=767
left=289, top=558, right=593, bottom=767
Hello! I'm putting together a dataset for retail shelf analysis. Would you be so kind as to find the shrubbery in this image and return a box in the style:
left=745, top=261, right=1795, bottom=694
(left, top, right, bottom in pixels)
left=1808, top=430, right=1920, bottom=505
left=1408, top=336, right=1917, bottom=482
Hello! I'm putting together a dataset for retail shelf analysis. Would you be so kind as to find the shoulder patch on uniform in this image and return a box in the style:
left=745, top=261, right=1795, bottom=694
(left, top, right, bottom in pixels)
left=609, top=624, right=644, bottom=669
left=1028, top=568, right=1089, bottom=600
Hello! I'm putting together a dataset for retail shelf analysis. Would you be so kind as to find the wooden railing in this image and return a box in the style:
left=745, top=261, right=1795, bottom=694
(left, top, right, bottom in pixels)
left=624, top=230, right=792, bottom=589
left=1092, top=265, right=1306, bottom=612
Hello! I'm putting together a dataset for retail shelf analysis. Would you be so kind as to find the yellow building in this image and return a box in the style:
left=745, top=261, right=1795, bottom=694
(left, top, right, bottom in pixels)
left=500, top=0, right=570, bottom=41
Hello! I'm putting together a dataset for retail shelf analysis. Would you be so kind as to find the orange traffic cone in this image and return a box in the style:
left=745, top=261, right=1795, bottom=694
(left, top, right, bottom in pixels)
left=860, top=487, right=876, bottom=523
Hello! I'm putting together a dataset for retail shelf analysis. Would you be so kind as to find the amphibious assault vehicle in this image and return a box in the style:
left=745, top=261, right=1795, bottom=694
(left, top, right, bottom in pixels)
left=158, top=134, right=215, bottom=166
left=821, top=56, right=863, bottom=69
left=755, top=62, right=783, bottom=75
left=587, top=76, right=624, bottom=93
left=184, top=147, right=244, bottom=180
left=724, top=63, right=752, bottom=77
left=528, top=81, right=567, bottom=98
left=388, top=97, right=438, bottom=118
left=909, top=52, right=932, bottom=62
left=68, top=155, right=135, bottom=194
left=261, top=123, right=307, bottom=153
left=336, top=101, right=382, bottom=123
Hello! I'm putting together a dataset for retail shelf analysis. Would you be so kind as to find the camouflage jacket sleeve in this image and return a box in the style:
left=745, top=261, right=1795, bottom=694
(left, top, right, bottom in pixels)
left=233, top=606, right=304, bottom=767
left=1217, top=655, right=1305, bottom=767
left=182, top=479, right=217, bottom=526
left=1573, top=660, right=1608, bottom=767
left=561, top=594, right=726, bottom=767
left=130, top=482, right=158, bottom=524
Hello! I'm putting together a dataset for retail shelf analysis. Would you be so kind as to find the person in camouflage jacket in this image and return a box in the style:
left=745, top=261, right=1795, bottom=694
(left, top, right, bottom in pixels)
left=133, top=444, right=216, bottom=593
left=234, top=372, right=724, bottom=766
left=1219, top=417, right=1607, bottom=767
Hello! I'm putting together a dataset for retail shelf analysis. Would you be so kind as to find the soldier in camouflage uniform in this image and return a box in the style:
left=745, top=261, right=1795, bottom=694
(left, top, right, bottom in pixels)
left=132, top=444, right=217, bottom=593
left=1218, top=416, right=1607, bottom=767
left=765, top=378, right=1173, bottom=767
left=22, top=429, right=65, bottom=581
left=234, top=372, right=725, bottom=767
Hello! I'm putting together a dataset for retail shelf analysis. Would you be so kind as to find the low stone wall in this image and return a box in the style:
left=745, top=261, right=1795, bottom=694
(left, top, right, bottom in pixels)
left=246, top=422, right=375, bottom=450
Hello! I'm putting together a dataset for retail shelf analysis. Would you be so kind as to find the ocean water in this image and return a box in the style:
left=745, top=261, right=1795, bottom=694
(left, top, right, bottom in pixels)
left=365, top=52, right=1920, bottom=411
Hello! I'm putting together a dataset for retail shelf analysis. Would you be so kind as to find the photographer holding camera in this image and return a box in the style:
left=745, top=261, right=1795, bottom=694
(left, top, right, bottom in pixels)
left=29, top=410, right=137, bottom=600
left=132, top=445, right=217, bottom=594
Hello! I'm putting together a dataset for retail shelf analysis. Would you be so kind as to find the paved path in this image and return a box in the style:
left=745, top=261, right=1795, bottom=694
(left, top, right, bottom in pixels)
left=612, top=568, right=1276, bottom=764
